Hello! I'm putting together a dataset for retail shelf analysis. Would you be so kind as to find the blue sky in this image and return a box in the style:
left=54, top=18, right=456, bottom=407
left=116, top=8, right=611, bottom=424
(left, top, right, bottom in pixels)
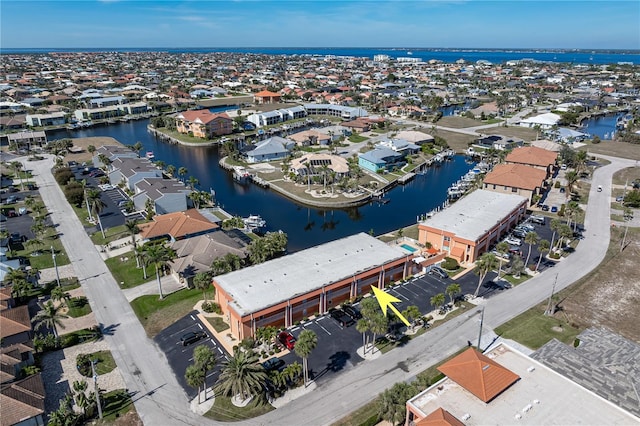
left=1, top=1, right=639, bottom=49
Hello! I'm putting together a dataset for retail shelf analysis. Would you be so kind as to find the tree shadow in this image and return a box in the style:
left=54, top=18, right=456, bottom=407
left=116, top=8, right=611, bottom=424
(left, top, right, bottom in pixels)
left=310, top=351, right=351, bottom=381
left=98, top=322, right=120, bottom=337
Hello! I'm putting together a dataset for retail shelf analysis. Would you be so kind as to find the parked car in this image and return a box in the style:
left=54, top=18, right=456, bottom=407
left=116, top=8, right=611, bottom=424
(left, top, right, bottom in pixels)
left=483, top=280, right=511, bottom=290
left=616, top=196, right=624, bottom=202
left=10, top=233, right=24, bottom=243
left=519, top=223, right=535, bottom=231
left=6, top=210, right=18, bottom=218
left=491, top=249, right=511, bottom=260
left=504, top=236, right=522, bottom=246
left=180, top=330, right=207, bottom=346
left=512, top=229, right=527, bottom=238
left=26, top=183, right=37, bottom=191
left=541, top=204, right=550, bottom=211
left=530, top=215, right=545, bottom=225
left=261, top=357, right=285, bottom=372
left=343, top=305, right=362, bottom=320
left=429, top=266, right=449, bottom=279
left=7, top=186, right=18, bottom=193
left=550, top=205, right=558, bottom=213
left=5, top=195, right=18, bottom=204
left=278, top=331, right=296, bottom=350
left=559, top=187, right=565, bottom=193
left=329, top=308, right=355, bottom=327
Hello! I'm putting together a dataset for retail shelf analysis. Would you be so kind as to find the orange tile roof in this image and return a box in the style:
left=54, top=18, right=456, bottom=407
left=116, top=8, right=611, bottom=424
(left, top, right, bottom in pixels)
left=178, top=110, right=231, bottom=125
left=0, top=305, right=31, bottom=340
left=138, top=209, right=218, bottom=240
left=505, top=146, right=558, bottom=168
left=437, top=348, right=520, bottom=403
left=254, top=90, right=280, bottom=97
left=483, top=163, right=547, bottom=190
left=417, top=407, right=465, bottom=426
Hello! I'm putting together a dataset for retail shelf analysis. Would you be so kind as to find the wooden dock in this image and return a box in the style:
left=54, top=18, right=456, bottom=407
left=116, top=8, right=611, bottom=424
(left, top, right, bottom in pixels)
left=398, top=172, right=416, bottom=185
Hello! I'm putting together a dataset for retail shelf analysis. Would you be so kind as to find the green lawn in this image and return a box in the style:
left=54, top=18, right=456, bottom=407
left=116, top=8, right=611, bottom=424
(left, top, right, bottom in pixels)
left=67, top=297, right=93, bottom=318
left=205, top=395, right=274, bottom=422
left=348, top=134, right=369, bottom=143
left=104, top=251, right=149, bottom=288
left=494, top=305, right=582, bottom=350
left=502, top=274, right=531, bottom=286
left=90, top=224, right=131, bottom=246
left=16, top=237, right=70, bottom=269
left=131, top=288, right=204, bottom=337
left=98, top=389, right=137, bottom=422
left=77, top=350, right=117, bottom=376
left=207, top=317, right=230, bottom=332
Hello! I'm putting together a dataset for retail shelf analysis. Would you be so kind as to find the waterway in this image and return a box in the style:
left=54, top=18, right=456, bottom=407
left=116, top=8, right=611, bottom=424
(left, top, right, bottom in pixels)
left=580, top=112, right=626, bottom=140
left=48, top=120, right=472, bottom=252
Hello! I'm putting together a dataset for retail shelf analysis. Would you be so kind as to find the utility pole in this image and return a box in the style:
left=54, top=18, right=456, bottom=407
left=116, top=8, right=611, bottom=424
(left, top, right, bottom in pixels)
left=545, top=274, right=558, bottom=316
left=51, top=246, right=60, bottom=287
left=477, top=307, right=485, bottom=351
left=91, top=360, right=103, bottom=419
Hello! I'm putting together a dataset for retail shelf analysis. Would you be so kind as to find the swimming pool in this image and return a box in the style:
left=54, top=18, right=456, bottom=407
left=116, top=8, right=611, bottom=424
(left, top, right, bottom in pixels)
left=400, top=244, right=418, bottom=253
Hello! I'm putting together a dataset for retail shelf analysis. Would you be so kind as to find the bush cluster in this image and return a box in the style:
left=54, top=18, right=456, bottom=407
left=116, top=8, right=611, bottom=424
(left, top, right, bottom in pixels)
left=201, top=301, right=222, bottom=314
left=441, top=257, right=459, bottom=271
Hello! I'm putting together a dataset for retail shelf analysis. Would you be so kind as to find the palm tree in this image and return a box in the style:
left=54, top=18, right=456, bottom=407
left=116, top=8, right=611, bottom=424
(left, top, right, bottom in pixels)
left=187, top=176, right=199, bottom=190
left=194, top=345, right=216, bottom=401
left=31, top=300, right=68, bottom=338
left=185, top=365, right=206, bottom=404
left=549, top=218, right=561, bottom=250
left=3, top=267, right=26, bottom=286
left=166, top=164, right=176, bottom=177
left=564, top=170, right=579, bottom=196
left=72, top=380, right=89, bottom=417
left=524, top=231, right=539, bottom=267
left=445, top=283, right=461, bottom=306
left=215, top=350, right=267, bottom=401
left=295, top=330, right=317, bottom=387
left=473, top=252, right=498, bottom=298
left=536, top=240, right=551, bottom=271
left=50, top=287, right=71, bottom=305
left=194, top=271, right=212, bottom=301
left=556, top=224, right=573, bottom=251
left=401, top=305, right=422, bottom=331
left=133, top=141, right=143, bottom=158
left=369, top=313, right=388, bottom=354
left=178, top=166, right=188, bottom=182
left=430, top=293, right=446, bottom=311
left=495, top=241, right=509, bottom=277
left=142, top=243, right=177, bottom=299
left=356, top=318, right=370, bottom=354
left=124, top=220, right=140, bottom=267
left=86, top=188, right=106, bottom=238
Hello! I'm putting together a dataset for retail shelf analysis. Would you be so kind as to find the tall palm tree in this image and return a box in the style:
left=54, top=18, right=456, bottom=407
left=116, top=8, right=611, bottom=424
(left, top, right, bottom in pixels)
left=194, top=345, right=217, bottom=401
left=166, top=164, right=176, bottom=177
left=133, top=141, right=143, bottom=158
left=495, top=241, right=509, bottom=277
left=86, top=188, right=106, bottom=237
left=369, top=313, right=388, bottom=355
left=524, top=231, right=539, bottom=267
left=295, top=330, right=318, bottom=387
left=215, top=350, right=267, bottom=401
left=3, top=267, right=26, bottom=286
left=356, top=318, right=370, bottom=354
left=187, top=176, right=199, bottom=190
left=535, top=239, right=551, bottom=271
left=178, top=166, right=188, bottom=182
left=564, top=170, right=579, bottom=197
left=473, top=252, right=498, bottom=298
left=124, top=220, right=140, bottom=267
left=185, top=365, right=206, bottom=404
left=142, top=243, right=177, bottom=299
left=401, top=305, right=422, bottom=332
left=445, top=283, right=461, bottom=306
left=31, top=300, right=68, bottom=338
left=430, top=293, right=446, bottom=311
left=549, top=218, right=561, bottom=251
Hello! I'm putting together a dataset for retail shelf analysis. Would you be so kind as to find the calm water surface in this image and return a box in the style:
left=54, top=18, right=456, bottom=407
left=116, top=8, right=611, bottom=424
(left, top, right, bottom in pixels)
left=49, top=120, right=472, bottom=251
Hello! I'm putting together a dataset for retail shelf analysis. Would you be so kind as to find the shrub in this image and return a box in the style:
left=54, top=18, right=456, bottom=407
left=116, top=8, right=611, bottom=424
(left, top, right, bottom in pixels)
left=554, top=180, right=561, bottom=188
left=54, top=168, right=74, bottom=185
left=201, top=301, right=222, bottom=314
left=591, top=135, right=601, bottom=144
left=441, top=257, right=458, bottom=271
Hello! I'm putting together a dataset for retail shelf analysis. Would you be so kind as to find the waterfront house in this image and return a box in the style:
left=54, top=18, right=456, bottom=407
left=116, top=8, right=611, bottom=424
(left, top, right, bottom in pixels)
left=517, top=112, right=561, bottom=129
left=341, top=119, right=371, bottom=133
left=87, top=95, right=126, bottom=109
left=108, top=157, right=161, bottom=191
left=93, top=145, right=138, bottom=166
left=246, top=110, right=284, bottom=128
left=25, top=112, right=66, bottom=127
left=169, top=230, right=248, bottom=287
left=303, top=103, right=368, bottom=120
left=505, top=146, right=558, bottom=178
left=376, top=137, right=421, bottom=154
left=132, top=177, right=191, bottom=215
left=483, top=163, right=548, bottom=205
left=287, top=129, right=331, bottom=146
left=473, top=134, right=524, bottom=151
left=358, top=147, right=406, bottom=173
left=6, top=131, right=47, bottom=151
left=175, top=110, right=233, bottom=138
left=213, top=233, right=414, bottom=340
left=245, top=136, right=294, bottom=163
left=395, top=130, right=435, bottom=145
left=138, top=209, right=218, bottom=242
left=418, top=190, right=527, bottom=264
left=254, top=90, right=281, bottom=104
left=289, top=153, right=349, bottom=180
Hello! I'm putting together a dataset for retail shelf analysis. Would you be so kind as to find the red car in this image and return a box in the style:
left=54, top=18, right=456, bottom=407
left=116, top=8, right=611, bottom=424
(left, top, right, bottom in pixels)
left=278, top=331, right=296, bottom=350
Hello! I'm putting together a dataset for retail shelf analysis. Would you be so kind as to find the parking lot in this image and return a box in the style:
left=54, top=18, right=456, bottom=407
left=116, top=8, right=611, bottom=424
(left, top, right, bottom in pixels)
left=154, top=311, right=228, bottom=399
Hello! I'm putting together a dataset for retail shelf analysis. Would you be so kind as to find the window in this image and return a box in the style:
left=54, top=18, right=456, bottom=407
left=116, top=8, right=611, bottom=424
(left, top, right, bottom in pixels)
left=493, top=184, right=496, bottom=189
left=443, top=236, right=451, bottom=242
left=512, top=187, right=518, bottom=192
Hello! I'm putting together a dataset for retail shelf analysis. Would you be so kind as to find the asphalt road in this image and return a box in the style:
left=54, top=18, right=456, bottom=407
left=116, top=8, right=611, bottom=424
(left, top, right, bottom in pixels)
left=27, top=153, right=634, bottom=426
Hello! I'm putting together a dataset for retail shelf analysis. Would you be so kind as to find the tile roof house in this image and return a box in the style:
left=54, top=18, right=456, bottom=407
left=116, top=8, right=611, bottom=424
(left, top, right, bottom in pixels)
left=395, top=130, right=435, bottom=145
left=505, top=146, right=558, bottom=176
left=132, top=177, right=191, bottom=215
left=0, top=305, right=32, bottom=348
left=175, top=110, right=233, bottom=138
left=245, top=136, right=294, bottom=163
left=287, top=129, right=331, bottom=146
left=436, top=348, right=520, bottom=403
left=138, top=209, right=218, bottom=242
left=0, top=342, right=35, bottom=385
left=289, top=153, right=349, bottom=178
left=254, top=90, right=281, bottom=104
left=0, top=373, right=45, bottom=426
left=413, top=407, right=464, bottom=426
left=483, top=163, right=548, bottom=205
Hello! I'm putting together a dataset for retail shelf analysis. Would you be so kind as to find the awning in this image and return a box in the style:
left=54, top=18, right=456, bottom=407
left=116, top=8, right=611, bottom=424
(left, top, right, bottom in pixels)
left=413, top=256, right=426, bottom=264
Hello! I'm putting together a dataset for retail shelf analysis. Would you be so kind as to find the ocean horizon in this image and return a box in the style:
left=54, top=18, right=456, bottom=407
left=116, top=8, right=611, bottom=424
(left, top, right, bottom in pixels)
left=3, top=47, right=639, bottom=65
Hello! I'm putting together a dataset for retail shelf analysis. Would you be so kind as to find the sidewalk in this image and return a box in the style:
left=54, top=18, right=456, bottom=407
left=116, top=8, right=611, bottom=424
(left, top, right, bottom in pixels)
left=121, top=274, right=186, bottom=302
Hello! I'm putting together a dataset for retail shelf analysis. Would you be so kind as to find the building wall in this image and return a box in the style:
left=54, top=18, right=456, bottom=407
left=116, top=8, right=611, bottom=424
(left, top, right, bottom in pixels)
left=155, top=193, right=189, bottom=215
left=482, top=183, right=537, bottom=205
left=214, top=256, right=414, bottom=340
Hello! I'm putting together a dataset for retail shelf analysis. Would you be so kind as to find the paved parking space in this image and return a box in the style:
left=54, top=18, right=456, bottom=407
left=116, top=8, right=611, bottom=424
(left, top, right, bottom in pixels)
left=154, top=311, right=228, bottom=399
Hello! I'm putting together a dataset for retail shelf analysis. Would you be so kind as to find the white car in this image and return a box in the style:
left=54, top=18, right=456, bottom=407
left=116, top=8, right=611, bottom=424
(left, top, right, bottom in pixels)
left=518, top=223, right=535, bottom=232
left=504, top=236, right=522, bottom=246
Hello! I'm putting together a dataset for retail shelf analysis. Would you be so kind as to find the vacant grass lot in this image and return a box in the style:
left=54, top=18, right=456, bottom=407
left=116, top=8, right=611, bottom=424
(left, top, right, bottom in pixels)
left=612, top=166, right=640, bottom=186
left=579, top=140, right=640, bottom=161
left=437, top=116, right=483, bottom=128
left=131, top=288, right=203, bottom=337
left=483, top=126, right=538, bottom=142
left=105, top=251, right=149, bottom=289
left=432, top=129, right=476, bottom=153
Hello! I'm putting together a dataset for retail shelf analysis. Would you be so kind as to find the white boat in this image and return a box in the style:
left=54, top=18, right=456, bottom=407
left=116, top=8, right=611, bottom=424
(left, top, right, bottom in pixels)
left=233, top=166, right=251, bottom=183
left=145, top=151, right=155, bottom=160
left=243, top=214, right=266, bottom=230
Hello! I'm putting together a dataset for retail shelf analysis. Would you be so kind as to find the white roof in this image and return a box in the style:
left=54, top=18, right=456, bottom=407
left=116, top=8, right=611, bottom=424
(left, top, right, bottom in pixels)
left=420, top=190, right=527, bottom=242
left=215, top=233, right=407, bottom=316
left=519, top=112, right=561, bottom=126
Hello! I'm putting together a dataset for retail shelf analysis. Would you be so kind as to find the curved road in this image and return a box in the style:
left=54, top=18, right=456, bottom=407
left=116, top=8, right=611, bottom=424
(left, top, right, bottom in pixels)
left=27, top=153, right=634, bottom=425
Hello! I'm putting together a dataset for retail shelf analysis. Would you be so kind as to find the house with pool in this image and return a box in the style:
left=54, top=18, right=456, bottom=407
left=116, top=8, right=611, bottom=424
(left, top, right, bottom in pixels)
left=212, top=233, right=416, bottom=340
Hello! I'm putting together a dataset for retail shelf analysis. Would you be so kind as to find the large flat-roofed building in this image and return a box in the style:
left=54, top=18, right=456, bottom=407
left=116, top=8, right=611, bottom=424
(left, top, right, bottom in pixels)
left=214, top=233, right=413, bottom=340
left=405, top=343, right=639, bottom=426
left=418, top=190, right=527, bottom=264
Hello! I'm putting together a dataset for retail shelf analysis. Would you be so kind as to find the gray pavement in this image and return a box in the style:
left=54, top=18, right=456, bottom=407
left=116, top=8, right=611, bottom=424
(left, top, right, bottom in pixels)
left=26, top=152, right=635, bottom=426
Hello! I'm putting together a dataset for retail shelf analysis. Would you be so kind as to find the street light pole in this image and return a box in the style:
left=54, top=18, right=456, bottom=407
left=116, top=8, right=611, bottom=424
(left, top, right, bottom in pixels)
left=51, top=246, right=60, bottom=287
left=477, top=307, right=485, bottom=351
left=91, top=360, right=103, bottom=419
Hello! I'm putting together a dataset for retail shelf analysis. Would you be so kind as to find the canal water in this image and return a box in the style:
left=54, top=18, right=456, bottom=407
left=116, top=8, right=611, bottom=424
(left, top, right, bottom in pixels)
left=49, top=120, right=472, bottom=252
left=580, top=112, right=626, bottom=140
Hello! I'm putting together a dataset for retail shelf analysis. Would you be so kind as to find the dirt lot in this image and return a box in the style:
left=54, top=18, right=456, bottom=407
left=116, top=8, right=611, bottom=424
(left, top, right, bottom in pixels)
left=62, top=136, right=124, bottom=164
left=482, top=126, right=538, bottom=142
left=434, top=129, right=476, bottom=153
left=579, top=140, right=640, bottom=161
left=612, top=166, right=640, bottom=186
left=556, top=226, right=640, bottom=343
left=437, top=116, right=483, bottom=128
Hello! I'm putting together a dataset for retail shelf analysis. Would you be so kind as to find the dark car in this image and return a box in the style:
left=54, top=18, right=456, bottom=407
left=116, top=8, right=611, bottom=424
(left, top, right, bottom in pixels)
left=26, top=183, right=37, bottom=191
left=550, top=205, right=558, bottom=213
left=261, top=357, right=285, bottom=372
left=343, top=305, right=362, bottom=320
left=278, top=331, right=296, bottom=350
left=429, top=266, right=449, bottom=279
left=329, top=308, right=355, bottom=327
left=541, top=204, right=550, bottom=211
left=180, top=330, right=207, bottom=346
left=483, top=280, right=511, bottom=290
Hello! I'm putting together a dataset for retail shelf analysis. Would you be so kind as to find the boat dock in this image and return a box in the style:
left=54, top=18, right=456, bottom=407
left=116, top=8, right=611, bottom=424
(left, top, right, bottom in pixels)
left=398, top=172, right=416, bottom=185
left=250, top=175, right=270, bottom=188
